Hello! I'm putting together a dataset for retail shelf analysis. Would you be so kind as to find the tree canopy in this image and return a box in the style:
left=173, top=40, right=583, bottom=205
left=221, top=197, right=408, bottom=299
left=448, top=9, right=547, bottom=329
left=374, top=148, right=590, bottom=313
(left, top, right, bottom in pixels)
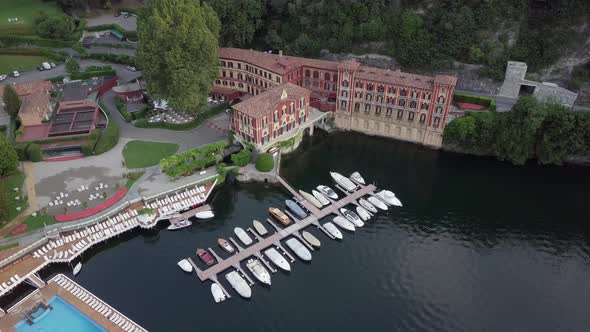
left=137, top=0, right=220, bottom=113
left=2, top=85, right=21, bottom=118
left=208, top=0, right=264, bottom=48
left=0, top=134, right=18, bottom=177
left=33, top=12, right=74, bottom=39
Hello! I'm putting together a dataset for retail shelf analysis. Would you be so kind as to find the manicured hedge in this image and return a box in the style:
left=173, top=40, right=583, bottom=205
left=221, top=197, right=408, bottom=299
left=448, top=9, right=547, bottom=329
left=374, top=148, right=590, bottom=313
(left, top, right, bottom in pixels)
left=453, top=93, right=497, bottom=111
left=93, top=114, right=120, bottom=155
left=71, top=69, right=116, bottom=80
left=114, top=97, right=132, bottom=122
left=25, top=143, right=42, bottom=162
left=13, top=143, right=29, bottom=161
left=131, top=107, right=149, bottom=120
left=231, top=149, right=252, bottom=167
left=0, top=35, right=75, bottom=48
left=255, top=153, right=274, bottom=172
left=80, top=52, right=136, bottom=65
left=0, top=48, right=66, bottom=62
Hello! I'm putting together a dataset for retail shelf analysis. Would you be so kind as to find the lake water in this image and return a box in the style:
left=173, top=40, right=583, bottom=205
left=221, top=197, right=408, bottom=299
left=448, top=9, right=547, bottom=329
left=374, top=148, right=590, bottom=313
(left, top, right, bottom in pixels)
left=43, top=131, right=590, bottom=331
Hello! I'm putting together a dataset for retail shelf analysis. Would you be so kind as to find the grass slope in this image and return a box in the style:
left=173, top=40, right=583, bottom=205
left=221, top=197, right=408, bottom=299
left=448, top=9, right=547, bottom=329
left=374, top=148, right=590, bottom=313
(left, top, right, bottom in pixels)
left=123, top=140, right=179, bottom=168
left=0, top=172, right=28, bottom=225
left=0, top=55, right=49, bottom=74
left=0, top=0, right=63, bottom=35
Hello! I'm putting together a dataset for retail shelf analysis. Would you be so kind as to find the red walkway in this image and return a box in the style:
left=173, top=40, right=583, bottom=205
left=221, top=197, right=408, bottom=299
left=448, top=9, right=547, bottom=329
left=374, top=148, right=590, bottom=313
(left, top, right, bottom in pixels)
left=44, top=155, right=85, bottom=162
left=55, top=188, right=128, bottom=222
left=456, top=102, right=487, bottom=110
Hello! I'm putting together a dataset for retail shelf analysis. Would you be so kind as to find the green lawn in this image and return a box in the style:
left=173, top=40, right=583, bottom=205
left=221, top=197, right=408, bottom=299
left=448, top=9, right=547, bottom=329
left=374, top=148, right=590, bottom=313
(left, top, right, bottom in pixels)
left=123, top=140, right=179, bottom=168
left=125, top=171, right=145, bottom=189
left=0, top=172, right=28, bottom=225
left=0, top=55, right=50, bottom=74
left=23, top=214, right=56, bottom=232
left=0, top=0, right=63, bottom=35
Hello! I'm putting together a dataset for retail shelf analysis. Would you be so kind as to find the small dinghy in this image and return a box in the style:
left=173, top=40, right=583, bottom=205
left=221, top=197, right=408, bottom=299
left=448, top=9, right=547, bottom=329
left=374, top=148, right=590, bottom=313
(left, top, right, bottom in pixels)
left=330, top=172, right=357, bottom=192
left=317, top=185, right=338, bottom=199
left=285, top=238, right=312, bottom=261
left=225, top=271, right=251, bottom=298
left=234, top=227, right=253, bottom=245
left=195, top=210, right=215, bottom=219
left=340, top=208, right=364, bottom=227
left=167, top=219, right=192, bottom=230
left=358, top=198, right=378, bottom=213
left=218, top=238, right=235, bottom=254
left=376, top=190, right=403, bottom=207
left=312, top=190, right=330, bottom=206
left=253, top=220, right=268, bottom=236
left=323, top=222, right=343, bottom=240
left=299, top=190, right=323, bottom=209
left=302, top=231, right=321, bottom=248
left=332, top=216, right=355, bottom=232
left=73, top=262, right=82, bottom=276
left=246, top=258, right=271, bottom=285
left=368, top=196, right=388, bottom=211
left=356, top=206, right=371, bottom=221
left=177, top=259, right=193, bottom=273
left=350, top=172, right=366, bottom=185
left=211, top=283, right=226, bottom=303
left=264, top=248, right=291, bottom=271
left=285, top=199, right=307, bottom=219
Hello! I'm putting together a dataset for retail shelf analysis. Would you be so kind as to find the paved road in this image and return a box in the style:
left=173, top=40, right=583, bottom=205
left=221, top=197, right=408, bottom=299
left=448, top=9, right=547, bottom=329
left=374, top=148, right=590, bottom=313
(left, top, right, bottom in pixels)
left=86, top=14, right=137, bottom=31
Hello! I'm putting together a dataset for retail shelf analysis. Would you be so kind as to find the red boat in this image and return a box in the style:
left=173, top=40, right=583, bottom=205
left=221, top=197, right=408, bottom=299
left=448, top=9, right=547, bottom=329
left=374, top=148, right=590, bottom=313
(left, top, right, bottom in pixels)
left=196, top=248, right=215, bottom=266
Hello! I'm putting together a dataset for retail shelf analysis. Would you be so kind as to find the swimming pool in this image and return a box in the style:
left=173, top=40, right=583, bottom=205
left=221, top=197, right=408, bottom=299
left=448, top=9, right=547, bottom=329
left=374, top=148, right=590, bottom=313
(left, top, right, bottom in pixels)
left=15, top=296, right=106, bottom=332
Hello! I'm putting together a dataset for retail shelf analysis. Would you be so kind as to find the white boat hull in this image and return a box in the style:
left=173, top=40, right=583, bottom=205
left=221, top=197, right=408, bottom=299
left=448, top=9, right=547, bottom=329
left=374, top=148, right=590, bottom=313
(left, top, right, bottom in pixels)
left=73, top=263, right=82, bottom=276
left=225, top=271, right=252, bottom=298
left=285, top=238, right=312, bottom=261
left=211, top=283, right=226, bottom=303
left=246, top=259, right=271, bottom=285
left=312, top=190, right=330, bottom=206
left=323, top=222, right=343, bottom=239
left=378, top=190, right=403, bottom=207
left=265, top=248, right=291, bottom=271
left=167, top=219, right=192, bottom=230
left=234, top=227, right=253, bottom=245
left=356, top=206, right=371, bottom=221
left=368, top=196, right=388, bottom=211
left=317, top=185, right=338, bottom=200
left=177, top=259, right=193, bottom=273
left=340, top=208, right=364, bottom=227
left=359, top=198, right=378, bottom=213
left=302, top=231, right=321, bottom=248
left=253, top=220, right=268, bottom=236
left=299, top=190, right=323, bottom=209
left=330, top=172, right=357, bottom=192
left=333, top=216, right=355, bottom=232
left=195, top=210, right=214, bottom=219
left=350, top=172, right=366, bottom=185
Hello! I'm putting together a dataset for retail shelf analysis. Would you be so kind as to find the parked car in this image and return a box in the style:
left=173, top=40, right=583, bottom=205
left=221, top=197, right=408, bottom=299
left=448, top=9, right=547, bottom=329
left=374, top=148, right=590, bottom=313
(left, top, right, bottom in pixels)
left=50, top=62, right=56, bottom=68
left=42, top=62, right=51, bottom=70
left=124, top=13, right=131, bottom=18
left=37, top=65, right=44, bottom=71
left=12, top=71, right=19, bottom=77
left=0, top=75, right=7, bottom=81
left=114, top=11, right=121, bottom=17
left=125, top=66, right=137, bottom=72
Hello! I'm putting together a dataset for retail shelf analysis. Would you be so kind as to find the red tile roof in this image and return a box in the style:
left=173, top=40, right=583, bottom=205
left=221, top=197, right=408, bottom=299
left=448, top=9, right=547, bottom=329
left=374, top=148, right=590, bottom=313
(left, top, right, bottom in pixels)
left=355, top=66, right=438, bottom=90
left=219, top=48, right=340, bottom=74
left=232, top=83, right=310, bottom=118
left=0, top=81, right=52, bottom=127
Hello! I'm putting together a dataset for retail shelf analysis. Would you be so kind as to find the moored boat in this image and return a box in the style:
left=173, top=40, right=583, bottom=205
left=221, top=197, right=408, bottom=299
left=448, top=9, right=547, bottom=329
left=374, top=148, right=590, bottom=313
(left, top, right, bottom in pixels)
left=312, top=190, right=330, bottom=206
left=356, top=206, right=371, bottom=221
left=73, top=262, right=82, bottom=276
left=350, top=171, right=366, bottom=185
left=368, top=196, right=388, bottom=211
left=317, top=185, right=338, bottom=200
left=323, top=222, right=343, bottom=239
left=177, top=259, right=193, bottom=273
left=285, top=199, right=307, bottom=219
left=358, top=198, right=378, bottom=213
left=377, top=190, right=403, bottom=207
left=302, top=231, right=321, bottom=248
left=330, top=172, right=357, bottom=192
left=269, top=207, right=292, bottom=226
left=217, top=238, right=235, bottom=254
left=285, top=238, right=312, bottom=261
left=340, top=208, right=364, bottom=227
left=264, top=248, right=291, bottom=271
left=167, top=219, right=192, bottom=230
left=246, top=258, right=271, bottom=285
left=225, top=271, right=252, bottom=298
left=195, top=210, right=214, bottom=219
left=196, top=248, right=215, bottom=266
left=234, top=227, right=253, bottom=245
left=299, top=190, right=323, bottom=209
left=332, top=216, right=355, bottom=232
left=211, top=283, right=226, bottom=303
left=253, top=220, right=268, bottom=236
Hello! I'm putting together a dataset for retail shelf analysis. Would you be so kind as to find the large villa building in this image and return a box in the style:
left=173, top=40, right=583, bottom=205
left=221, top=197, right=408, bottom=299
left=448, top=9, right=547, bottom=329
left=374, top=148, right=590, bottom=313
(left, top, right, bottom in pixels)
left=214, top=48, right=457, bottom=148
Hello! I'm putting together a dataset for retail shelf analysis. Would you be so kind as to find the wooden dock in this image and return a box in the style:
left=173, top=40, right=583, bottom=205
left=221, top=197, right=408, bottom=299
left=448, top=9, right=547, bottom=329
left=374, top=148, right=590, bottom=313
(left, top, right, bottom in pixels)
left=169, top=204, right=212, bottom=223
left=191, top=176, right=377, bottom=290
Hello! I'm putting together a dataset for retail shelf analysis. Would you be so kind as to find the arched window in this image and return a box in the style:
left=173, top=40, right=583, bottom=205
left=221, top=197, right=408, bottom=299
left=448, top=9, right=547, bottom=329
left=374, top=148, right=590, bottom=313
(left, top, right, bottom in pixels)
left=354, top=102, right=360, bottom=112
left=437, top=96, right=445, bottom=103
left=324, top=82, right=330, bottom=90
left=367, top=83, right=374, bottom=91
left=356, top=81, right=363, bottom=88
left=221, top=61, right=226, bottom=67
left=341, top=90, right=348, bottom=98
left=340, top=100, right=347, bottom=110
left=342, top=80, right=349, bottom=88
left=412, top=91, right=418, bottom=98
left=376, top=96, right=383, bottom=103
left=378, top=85, right=385, bottom=93
left=364, top=104, right=371, bottom=113
left=410, top=101, right=417, bottom=108
left=388, top=86, right=395, bottom=94
left=401, top=89, right=407, bottom=96
left=375, top=106, right=382, bottom=116
left=408, top=111, right=415, bottom=122
left=419, top=114, right=426, bottom=123
left=333, top=74, right=338, bottom=82
left=398, top=99, right=405, bottom=107
left=313, top=71, right=319, bottom=79
left=366, top=94, right=372, bottom=102
left=238, top=73, right=243, bottom=80
left=305, top=70, right=310, bottom=77
left=324, top=73, right=330, bottom=81
left=397, top=110, right=404, bottom=119
left=215, top=80, right=220, bottom=84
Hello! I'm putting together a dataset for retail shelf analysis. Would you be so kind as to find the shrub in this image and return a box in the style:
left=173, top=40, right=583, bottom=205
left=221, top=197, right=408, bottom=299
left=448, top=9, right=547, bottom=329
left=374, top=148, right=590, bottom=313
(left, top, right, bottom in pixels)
left=93, top=115, right=119, bottom=155
left=255, top=153, right=274, bottom=172
left=0, top=35, right=74, bottom=48
left=33, top=13, right=74, bottom=40
left=131, top=107, right=149, bottom=120
left=80, top=52, right=136, bottom=65
left=25, top=143, right=42, bottom=162
left=231, top=149, right=252, bottom=167
left=0, top=135, right=19, bottom=175
left=114, top=97, right=132, bottom=122
left=13, top=143, right=30, bottom=161
left=453, top=93, right=496, bottom=111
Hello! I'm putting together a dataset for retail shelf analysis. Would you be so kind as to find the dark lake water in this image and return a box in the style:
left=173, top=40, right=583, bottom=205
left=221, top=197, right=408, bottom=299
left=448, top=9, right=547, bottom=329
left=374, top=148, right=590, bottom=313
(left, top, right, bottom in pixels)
left=43, top=131, right=590, bottom=331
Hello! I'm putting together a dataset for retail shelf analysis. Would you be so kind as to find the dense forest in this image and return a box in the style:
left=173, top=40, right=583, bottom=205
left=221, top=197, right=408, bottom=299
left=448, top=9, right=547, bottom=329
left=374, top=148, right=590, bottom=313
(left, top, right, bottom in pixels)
left=205, top=0, right=590, bottom=79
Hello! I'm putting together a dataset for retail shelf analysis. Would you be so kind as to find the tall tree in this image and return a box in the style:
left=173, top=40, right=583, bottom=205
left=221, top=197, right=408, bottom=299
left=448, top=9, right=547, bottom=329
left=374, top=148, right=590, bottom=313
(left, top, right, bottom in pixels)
left=393, top=11, right=434, bottom=69
left=0, top=134, right=18, bottom=177
left=137, top=0, right=220, bottom=113
left=3, top=85, right=21, bottom=118
left=207, top=0, right=263, bottom=47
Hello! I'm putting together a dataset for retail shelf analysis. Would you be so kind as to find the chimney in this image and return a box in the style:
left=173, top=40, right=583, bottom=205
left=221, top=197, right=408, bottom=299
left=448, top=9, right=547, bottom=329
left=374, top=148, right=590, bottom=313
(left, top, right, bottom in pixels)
left=279, top=50, right=283, bottom=57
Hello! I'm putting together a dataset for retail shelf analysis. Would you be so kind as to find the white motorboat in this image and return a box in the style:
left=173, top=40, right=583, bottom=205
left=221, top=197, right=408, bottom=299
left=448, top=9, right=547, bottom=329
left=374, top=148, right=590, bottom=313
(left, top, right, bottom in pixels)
left=253, top=220, right=268, bottom=236
left=368, top=196, right=388, bottom=211
left=211, top=283, right=226, bottom=303
left=285, top=238, right=312, bottom=261
left=323, top=222, right=343, bottom=240
left=195, top=210, right=214, bottom=219
left=377, top=190, right=403, bottom=207
left=177, top=259, right=193, bottom=273
left=317, top=185, right=338, bottom=200
left=73, top=262, right=82, bottom=276
left=312, top=190, right=330, bottom=206
left=264, top=248, right=291, bottom=271
left=299, top=190, right=323, bottom=209
left=356, top=206, right=371, bottom=221
left=167, top=219, right=192, bottom=230
left=302, top=231, right=321, bottom=248
left=330, top=172, right=357, bottom=192
left=350, top=171, right=366, bottom=185
left=234, top=227, right=253, bottom=246
left=225, top=271, right=252, bottom=298
left=332, top=216, right=355, bottom=232
left=358, top=198, right=378, bottom=213
left=339, top=208, right=364, bottom=227
left=246, top=258, right=271, bottom=285
left=218, top=238, right=235, bottom=254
